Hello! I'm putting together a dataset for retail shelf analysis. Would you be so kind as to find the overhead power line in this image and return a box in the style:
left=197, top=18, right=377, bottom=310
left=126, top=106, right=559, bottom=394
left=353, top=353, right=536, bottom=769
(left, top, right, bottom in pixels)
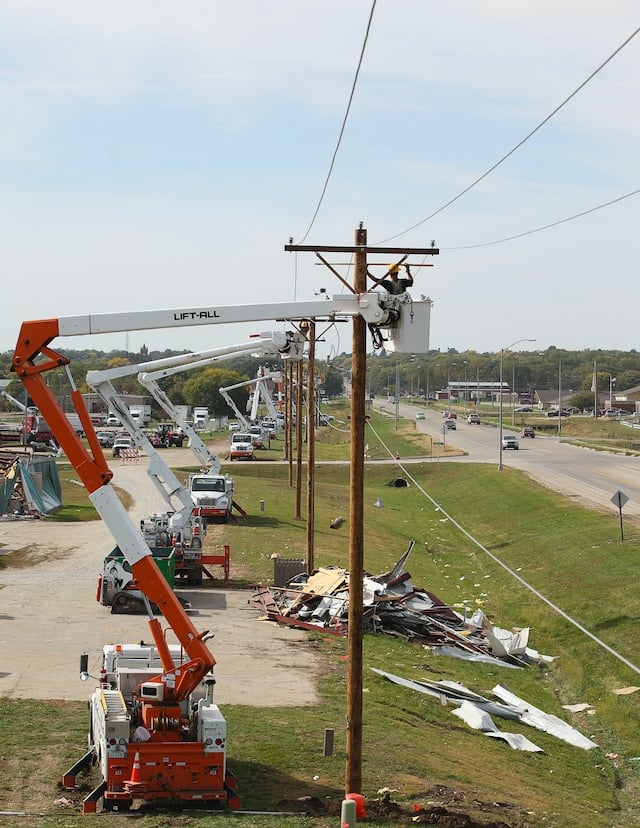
left=298, top=0, right=378, bottom=243
left=367, top=419, right=640, bottom=679
left=376, top=24, right=640, bottom=245
left=444, top=187, right=640, bottom=250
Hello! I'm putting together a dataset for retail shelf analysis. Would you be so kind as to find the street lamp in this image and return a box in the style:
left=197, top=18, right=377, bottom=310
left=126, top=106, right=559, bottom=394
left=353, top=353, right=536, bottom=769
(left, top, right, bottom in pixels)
left=463, top=361, right=468, bottom=413
left=447, top=362, right=456, bottom=408
left=499, top=338, right=536, bottom=470
left=609, top=374, right=616, bottom=412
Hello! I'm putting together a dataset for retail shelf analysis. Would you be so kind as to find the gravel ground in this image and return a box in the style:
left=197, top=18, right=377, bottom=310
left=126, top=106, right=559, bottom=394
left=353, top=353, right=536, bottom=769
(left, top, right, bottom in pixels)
left=0, top=448, right=321, bottom=705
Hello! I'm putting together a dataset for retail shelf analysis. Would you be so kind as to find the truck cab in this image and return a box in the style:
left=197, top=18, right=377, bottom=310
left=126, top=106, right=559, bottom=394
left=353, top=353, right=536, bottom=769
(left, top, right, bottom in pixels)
left=187, top=472, right=234, bottom=523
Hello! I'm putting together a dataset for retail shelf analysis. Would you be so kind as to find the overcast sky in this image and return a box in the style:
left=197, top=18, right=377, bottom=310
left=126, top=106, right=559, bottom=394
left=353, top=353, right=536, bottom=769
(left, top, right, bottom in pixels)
left=1, top=1, right=638, bottom=361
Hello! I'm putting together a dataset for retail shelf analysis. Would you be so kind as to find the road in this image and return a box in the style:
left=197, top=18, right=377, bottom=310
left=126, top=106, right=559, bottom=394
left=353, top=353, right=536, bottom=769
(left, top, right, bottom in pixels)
left=387, top=402, right=640, bottom=523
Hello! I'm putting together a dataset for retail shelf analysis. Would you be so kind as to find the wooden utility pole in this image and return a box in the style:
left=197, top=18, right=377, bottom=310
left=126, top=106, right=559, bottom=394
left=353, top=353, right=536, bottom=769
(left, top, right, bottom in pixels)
left=295, top=359, right=304, bottom=519
left=286, top=361, right=293, bottom=484
left=284, top=229, right=439, bottom=799
left=306, top=320, right=316, bottom=574
left=345, top=224, right=367, bottom=795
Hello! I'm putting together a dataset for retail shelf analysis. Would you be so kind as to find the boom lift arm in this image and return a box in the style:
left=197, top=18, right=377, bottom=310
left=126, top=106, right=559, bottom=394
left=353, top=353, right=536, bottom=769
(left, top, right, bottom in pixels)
left=11, top=291, right=427, bottom=662
left=137, top=331, right=304, bottom=471
left=219, top=369, right=282, bottom=430
left=11, top=290, right=429, bottom=810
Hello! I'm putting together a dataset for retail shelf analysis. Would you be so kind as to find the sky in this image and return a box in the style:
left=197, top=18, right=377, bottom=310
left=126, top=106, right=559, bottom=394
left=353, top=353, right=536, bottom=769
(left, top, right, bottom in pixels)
left=1, top=1, right=639, bottom=362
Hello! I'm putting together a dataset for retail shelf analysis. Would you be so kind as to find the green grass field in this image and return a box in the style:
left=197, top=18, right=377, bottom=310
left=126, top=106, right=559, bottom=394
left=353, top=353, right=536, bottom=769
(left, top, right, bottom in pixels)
left=2, top=411, right=640, bottom=826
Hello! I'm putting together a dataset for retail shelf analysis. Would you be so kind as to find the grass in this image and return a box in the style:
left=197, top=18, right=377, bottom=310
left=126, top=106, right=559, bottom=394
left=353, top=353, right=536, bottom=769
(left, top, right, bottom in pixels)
left=3, top=413, right=640, bottom=825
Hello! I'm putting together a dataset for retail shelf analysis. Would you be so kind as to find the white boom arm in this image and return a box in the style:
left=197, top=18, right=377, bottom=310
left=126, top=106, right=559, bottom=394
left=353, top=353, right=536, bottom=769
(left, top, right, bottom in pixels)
left=138, top=331, right=305, bottom=471
left=0, top=380, right=28, bottom=413
left=54, top=292, right=430, bottom=355
left=219, top=370, right=281, bottom=428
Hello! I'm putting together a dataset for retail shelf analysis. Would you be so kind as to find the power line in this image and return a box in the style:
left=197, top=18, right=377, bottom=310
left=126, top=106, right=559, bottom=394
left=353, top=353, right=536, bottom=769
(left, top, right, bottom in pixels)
left=298, top=0, right=378, bottom=243
left=376, top=24, right=640, bottom=245
left=444, top=187, right=640, bottom=250
left=366, top=419, right=640, bottom=678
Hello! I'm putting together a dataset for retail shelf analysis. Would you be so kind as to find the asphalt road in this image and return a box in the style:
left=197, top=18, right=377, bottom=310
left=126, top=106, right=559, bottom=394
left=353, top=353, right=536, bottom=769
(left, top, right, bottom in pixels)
left=385, top=401, right=640, bottom=523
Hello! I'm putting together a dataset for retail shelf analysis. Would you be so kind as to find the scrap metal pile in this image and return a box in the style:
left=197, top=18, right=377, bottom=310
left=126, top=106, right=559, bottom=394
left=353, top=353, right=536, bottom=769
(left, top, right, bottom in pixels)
left=250, top=543, right=548, bottom=668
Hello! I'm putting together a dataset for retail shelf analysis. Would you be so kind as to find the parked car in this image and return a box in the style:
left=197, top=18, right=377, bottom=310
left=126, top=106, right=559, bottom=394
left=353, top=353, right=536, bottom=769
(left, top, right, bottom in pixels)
left=444, top=418, right=456, bottom=430
left=228, top=421, right=241, bottom=431
left=416, top=412, right=425, bottom=420
left=96, top=431, right=115, bottom=448
left=502, top=435, right=519, bottom=450
left=467, top=413, right=480, bottom=424
left=112, top=436, right=134, bottom=457
left=546, top=409, right=570, bottom=417
left=520, top=426, right=535, bottom=438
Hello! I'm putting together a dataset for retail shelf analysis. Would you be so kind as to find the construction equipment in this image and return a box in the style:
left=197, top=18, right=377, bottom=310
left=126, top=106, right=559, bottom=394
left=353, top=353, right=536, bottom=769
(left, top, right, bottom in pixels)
left=11, top=288, right=429, bottom=813
left=137, top=331, right=305, bottom=523
left=85, top=358, right=210, bottom=587
left=219, top=366, right=282, bottom=432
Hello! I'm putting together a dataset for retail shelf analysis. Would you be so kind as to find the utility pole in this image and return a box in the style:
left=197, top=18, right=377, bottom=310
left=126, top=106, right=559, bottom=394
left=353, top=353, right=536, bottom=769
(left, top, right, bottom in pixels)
left=285, top=228, right=439, bottom=799
left=305, top=320, right=316, bottom=573
left=295, top=360, right=304, bottom=519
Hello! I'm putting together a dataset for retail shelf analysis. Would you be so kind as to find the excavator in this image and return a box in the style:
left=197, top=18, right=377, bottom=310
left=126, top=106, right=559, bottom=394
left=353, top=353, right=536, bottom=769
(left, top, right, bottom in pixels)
left=10, top=289, right=430, bottom=813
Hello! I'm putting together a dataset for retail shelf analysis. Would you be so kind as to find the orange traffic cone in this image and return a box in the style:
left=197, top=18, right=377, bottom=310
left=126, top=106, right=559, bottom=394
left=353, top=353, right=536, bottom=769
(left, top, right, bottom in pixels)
left=124, top=750, right=146, bottom=795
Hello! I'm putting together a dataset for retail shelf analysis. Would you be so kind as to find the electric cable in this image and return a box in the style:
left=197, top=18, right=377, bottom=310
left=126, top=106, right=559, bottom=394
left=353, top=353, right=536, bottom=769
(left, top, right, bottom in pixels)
left=366, top=418, right=640, bottom=678
left=375, top=24, right=640, bottom=245
left=297, top=0, right=378, bottom=243
left=444, top=187, right=640, bottom=250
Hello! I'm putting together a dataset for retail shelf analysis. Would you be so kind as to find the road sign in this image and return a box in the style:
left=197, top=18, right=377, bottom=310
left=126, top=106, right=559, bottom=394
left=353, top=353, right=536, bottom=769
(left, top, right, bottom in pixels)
left=611, top=490, right=629, bottom=509
left=611, top=490, right=628, bottom=540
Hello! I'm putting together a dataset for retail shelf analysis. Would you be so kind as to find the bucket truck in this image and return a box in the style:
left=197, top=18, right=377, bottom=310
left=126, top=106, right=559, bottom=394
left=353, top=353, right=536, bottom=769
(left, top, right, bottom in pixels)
left=10, top=286, right=431, bottom=813
left=219, top=367, right=282, bottom=434
left=137, top=331, right=305, bottom=524
left=85, top=359, right=210, bottom=591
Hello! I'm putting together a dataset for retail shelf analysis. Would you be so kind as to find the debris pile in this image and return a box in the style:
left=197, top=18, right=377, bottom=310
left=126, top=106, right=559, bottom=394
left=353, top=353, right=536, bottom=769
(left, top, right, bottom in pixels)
left=250, top=543, right=549, bottom=668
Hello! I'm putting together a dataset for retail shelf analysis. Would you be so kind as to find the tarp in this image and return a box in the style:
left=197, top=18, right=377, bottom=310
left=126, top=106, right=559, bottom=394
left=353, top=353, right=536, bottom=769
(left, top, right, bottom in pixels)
left=0, top=454, right=62, bottom=517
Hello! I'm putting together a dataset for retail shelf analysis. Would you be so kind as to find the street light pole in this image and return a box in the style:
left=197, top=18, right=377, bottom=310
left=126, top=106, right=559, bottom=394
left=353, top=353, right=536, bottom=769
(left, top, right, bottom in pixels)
left=499, top=338, right=536, bottom=470
left=447, top=362, right=456, bottom=409
left=463, top=361, right=468, bottom=413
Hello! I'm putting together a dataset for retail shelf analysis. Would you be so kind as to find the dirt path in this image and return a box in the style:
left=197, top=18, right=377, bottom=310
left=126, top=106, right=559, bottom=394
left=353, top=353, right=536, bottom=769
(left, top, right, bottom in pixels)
left=0, top=448, right=321, bottom=705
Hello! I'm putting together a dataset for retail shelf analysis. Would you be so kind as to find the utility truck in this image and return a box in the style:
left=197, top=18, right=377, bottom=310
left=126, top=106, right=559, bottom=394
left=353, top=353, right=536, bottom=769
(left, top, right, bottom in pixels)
left=11, top=269, right=433, bottom=812
left=129, top=403, right=152, bottom=426
left=193, top=406, right=209, bottom=428
left=137, top=331, right=304, bottom=523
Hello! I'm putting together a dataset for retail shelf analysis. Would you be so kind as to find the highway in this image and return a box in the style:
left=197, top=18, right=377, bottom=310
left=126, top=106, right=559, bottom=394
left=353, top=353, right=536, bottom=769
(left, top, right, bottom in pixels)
left=383, top=401, right=640, bottom=523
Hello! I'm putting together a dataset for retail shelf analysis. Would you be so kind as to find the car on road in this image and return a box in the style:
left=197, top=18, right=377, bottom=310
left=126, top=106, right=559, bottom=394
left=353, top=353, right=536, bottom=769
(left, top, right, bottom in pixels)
left=416, top=411, right=425, bottom=420
left=515, top=406, right=533, bottom=413
left=546, top=409, right=570, bottom=417
left=520, top=426, right=535, bottom=438
left=444, top=418, right=456, bottom=430
left=467, top=413, right=480, bottom=424
left=96, top=431, right=115, bottom=448
left=112, top=436, right=134, bottom=457
left=502, top=435, right=519, bottom=450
